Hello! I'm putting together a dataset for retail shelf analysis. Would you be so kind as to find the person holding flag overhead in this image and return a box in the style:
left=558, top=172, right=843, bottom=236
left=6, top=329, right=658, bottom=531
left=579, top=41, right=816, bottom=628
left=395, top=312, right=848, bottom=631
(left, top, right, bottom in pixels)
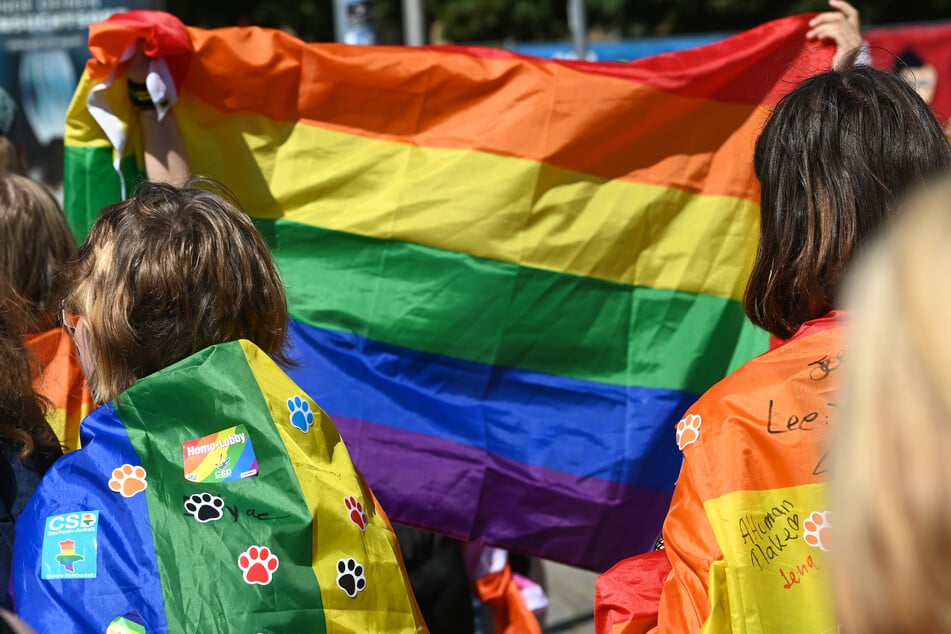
left=12, top=178, right=427, bottom=632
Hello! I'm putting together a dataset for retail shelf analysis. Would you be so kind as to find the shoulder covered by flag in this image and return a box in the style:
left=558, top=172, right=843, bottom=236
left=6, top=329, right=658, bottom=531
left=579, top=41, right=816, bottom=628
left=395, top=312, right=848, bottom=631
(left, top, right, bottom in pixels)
left=63, top=10, right=833, bottom=571
left=13, top=340, right=425, bottom=632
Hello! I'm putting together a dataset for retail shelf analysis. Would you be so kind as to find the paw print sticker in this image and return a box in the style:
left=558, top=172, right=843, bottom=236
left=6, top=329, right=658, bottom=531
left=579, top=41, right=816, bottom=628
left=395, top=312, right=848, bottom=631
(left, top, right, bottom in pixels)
left=675, top=414, right=702, bottom=451
left=345, top=496, right=367, bottom=531
left=803, top=511, right=831, bottom=552
left=108, top=464, right=148, bottom=498
left=287, top=395, right=315, bottom=433
left=336, top=558, right=367, bottom=598
left=238, top=546, right=280, bottom=585
left=184, top=493, right=225, bottom=523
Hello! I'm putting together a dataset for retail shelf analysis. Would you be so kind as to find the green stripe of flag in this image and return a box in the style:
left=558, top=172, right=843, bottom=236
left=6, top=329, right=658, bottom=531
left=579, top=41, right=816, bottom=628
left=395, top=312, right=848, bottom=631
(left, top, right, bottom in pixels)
left=270, top=218, right=767, bottom=395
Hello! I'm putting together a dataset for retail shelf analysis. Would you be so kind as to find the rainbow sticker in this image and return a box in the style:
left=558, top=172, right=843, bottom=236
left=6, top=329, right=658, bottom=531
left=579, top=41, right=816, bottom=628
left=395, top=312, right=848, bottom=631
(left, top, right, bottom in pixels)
left=182, top=425, right=258, bottom=483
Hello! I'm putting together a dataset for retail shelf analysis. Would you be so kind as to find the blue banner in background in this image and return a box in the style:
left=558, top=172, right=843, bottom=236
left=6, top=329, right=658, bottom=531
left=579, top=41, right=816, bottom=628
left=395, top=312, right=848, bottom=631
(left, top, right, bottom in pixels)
left=508, top=33, right=731, bottom=62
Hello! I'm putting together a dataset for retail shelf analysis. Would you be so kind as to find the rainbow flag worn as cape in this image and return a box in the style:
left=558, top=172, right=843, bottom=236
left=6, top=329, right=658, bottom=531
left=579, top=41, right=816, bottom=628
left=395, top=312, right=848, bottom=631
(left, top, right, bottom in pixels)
left=63, top=11, right=832, bottom=571
left=13, top=340, right=425, bottom=633
left=24, top=328, right=94, bottom=452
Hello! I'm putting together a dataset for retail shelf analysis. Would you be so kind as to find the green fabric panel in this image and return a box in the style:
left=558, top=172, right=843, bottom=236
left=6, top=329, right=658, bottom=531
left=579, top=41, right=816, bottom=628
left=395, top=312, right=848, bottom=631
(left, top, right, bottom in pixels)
left=267, top=218, right=764, bottom=394
left=63, top=145, right=141, bottom=241
left=116, top=343, right=327, bottom=632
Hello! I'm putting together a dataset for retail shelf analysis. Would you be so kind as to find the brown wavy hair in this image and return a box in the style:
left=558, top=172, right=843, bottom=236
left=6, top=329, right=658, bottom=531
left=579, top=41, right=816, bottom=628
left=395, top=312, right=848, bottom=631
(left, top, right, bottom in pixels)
left=0, top=293, right=60, bottom=469
left=67, top=178, right=291, bottom=403
left=745, top=65, right=951, bottom=339
left=0, top=173, right=76, bottom=333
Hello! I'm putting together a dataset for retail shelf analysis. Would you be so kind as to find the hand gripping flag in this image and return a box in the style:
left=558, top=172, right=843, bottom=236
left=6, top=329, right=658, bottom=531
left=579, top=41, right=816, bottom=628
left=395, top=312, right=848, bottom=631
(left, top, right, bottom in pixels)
left=13, top=340, right=426, bottom=633
left=62, top=11, right=831, bottom=571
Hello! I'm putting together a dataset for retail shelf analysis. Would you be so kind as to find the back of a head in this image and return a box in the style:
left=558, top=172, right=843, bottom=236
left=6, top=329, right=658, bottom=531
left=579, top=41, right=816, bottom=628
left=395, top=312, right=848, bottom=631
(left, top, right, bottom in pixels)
left=745, top=64, right=951, bottom=339
left=0, top=173, right=76, bottom=332
left=69, top=179, right=290, bottom=403
left=0, top=294, right=58, bottom=465
left=836, top=178, right=951, bottom=633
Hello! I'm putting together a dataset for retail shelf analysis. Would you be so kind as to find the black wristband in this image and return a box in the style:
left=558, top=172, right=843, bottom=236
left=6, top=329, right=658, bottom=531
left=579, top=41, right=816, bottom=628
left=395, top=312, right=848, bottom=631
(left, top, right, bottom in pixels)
left=128, top=79, right=155, bottom=111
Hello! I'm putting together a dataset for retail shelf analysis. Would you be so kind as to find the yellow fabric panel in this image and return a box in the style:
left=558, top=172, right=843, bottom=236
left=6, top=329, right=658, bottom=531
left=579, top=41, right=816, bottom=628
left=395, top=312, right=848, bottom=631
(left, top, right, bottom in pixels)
left=65, top=73, right=127, bottom=149
left=177, top=94, right=759, bottom=301
left=239, top=341, right=425, bottom=633
left=701, top=484, right=836, bottom=633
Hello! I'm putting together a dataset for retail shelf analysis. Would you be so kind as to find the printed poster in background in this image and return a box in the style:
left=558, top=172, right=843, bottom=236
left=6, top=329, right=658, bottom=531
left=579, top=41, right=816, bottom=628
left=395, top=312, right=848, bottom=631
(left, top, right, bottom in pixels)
left=0, top=0, right=155, bottom=192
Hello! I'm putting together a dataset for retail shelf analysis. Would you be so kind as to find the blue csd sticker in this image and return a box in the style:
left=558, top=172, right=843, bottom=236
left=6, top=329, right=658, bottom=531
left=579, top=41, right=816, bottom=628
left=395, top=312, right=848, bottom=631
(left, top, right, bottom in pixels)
left=42, top=511, right=99, bottom=579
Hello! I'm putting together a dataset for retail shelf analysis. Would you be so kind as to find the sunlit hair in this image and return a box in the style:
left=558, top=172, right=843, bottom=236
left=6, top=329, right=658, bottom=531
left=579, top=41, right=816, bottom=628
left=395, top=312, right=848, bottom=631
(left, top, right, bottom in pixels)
left=745, top=65, right=951, bottom=339
left=0, top=173, right=76, bottom=332
left=0, top=293, right=60, bottom=467
left=835, top=179, right=951, bottom=633
left=67, top=178, right=290, bottom=403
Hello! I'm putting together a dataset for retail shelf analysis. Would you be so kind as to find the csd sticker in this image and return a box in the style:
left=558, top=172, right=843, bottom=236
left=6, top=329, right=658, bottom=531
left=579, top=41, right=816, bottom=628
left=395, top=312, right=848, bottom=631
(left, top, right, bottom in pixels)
left=47, top=512, right=98, bottom=532
left=42, top=511, right=99, bottom=579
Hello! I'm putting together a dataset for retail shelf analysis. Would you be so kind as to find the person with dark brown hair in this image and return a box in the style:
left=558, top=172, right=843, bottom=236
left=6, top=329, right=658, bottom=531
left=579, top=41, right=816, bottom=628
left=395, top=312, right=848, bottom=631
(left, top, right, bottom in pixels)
left=744, top=66, right=951, bottom=341
left=0, top=173, right=75, bottom=334
left=0, top=296, right=60, bottom=600
left=0, top=172, right=91, bottom=452
left=598, top=64, right=951, bottom=633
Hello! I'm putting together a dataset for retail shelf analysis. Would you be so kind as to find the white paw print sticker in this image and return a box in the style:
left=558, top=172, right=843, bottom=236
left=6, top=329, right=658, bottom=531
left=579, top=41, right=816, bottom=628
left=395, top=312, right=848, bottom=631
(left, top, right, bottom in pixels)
left=803, top=511, right=831, bottom=552
left=287, top=395, right=315, bottom=433
left=675, top=414, right=702, bottom=451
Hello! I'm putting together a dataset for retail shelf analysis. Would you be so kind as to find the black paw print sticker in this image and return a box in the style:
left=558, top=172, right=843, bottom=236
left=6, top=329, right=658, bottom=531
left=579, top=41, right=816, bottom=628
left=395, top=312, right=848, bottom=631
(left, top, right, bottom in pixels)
left=336, top=557, right=367, bottom=598
left=184, top=493, right=225, bottom=523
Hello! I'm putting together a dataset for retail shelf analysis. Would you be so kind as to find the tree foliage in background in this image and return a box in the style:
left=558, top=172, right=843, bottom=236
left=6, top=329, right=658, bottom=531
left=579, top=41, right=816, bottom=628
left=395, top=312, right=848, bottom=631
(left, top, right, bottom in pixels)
left=165, top=0, right=951, bottom=45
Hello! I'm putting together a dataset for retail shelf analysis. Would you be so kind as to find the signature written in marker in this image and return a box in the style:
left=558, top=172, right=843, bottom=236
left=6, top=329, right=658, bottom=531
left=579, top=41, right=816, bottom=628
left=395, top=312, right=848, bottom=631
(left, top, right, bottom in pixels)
left=807, top=350, right=846, bottom=381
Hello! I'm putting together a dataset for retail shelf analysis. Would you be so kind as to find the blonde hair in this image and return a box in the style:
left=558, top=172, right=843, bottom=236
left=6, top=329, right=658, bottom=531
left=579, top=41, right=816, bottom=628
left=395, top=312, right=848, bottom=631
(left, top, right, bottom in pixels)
left=835, top=178, right=951, bottom=632
left=67, top=178, right=290, bottom=403
left=0, top=173, right=76, bottom=332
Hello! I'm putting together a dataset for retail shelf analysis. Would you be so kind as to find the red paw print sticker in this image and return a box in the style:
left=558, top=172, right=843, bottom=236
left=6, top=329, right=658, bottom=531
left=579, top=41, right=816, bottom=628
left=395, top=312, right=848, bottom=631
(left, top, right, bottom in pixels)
left=803, top=511, right=831, bottom=552
left=345, top=496, right=367, bottom=531
left=675, top=414, right=702, bottom=451
left=238, top=546, right=280, bottom=585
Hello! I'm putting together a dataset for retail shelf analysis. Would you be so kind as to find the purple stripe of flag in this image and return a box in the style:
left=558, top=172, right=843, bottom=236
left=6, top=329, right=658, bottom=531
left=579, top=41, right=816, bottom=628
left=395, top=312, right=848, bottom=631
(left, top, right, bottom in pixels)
left=334, top=414, right=672, bottom=571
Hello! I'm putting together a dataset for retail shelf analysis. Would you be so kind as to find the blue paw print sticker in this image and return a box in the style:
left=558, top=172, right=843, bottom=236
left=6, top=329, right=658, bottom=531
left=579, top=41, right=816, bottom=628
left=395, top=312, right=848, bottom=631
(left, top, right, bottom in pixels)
left=287, top=395, right=315, bottom=433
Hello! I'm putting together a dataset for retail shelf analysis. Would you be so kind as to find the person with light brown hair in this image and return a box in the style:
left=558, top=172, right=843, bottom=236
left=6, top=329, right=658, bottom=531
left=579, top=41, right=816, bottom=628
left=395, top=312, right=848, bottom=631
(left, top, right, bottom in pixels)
left=13, top=179, right=425, bottom=632
left=597, top=64, right=951, bottom=633
left=834, top=179, right=951, bottom=633
left=65, top=178, right=289, bottom=403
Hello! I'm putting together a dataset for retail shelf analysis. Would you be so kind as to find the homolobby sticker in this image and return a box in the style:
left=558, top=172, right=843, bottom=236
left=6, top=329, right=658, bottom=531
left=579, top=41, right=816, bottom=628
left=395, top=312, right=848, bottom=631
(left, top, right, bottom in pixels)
left=41, top=511, right=99, bottom=579
left=183, top=425, right=258, bottom=483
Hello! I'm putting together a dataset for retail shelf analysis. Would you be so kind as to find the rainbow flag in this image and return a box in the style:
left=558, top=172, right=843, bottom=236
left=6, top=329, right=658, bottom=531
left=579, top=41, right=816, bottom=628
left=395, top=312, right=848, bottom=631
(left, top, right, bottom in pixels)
left=62, top=11, right=831, bottom=571
left=24, top=327, right=94, bottom=451
left=14, top=340, right=425, bottom=632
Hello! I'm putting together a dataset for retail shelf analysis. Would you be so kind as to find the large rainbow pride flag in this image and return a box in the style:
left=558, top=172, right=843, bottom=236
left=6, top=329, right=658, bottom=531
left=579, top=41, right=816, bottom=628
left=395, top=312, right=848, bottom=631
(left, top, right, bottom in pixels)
left=63, top=11, right=831, bottom=571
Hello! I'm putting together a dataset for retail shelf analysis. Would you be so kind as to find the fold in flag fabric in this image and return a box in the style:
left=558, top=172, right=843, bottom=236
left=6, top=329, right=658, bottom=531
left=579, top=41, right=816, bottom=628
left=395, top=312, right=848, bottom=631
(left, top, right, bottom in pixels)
left=14, top=340, right=425, bottom=632
left=63, top=11, right=831, bottom=571
left=24, top=327, right=94, bottom=452
left=865, top=22, right=951, bottom=127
